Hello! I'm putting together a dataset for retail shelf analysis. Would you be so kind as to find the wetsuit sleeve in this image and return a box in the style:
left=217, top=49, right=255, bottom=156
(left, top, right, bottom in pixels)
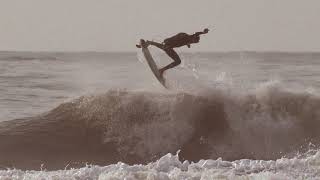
left=194, top=31, right=205, bottom=36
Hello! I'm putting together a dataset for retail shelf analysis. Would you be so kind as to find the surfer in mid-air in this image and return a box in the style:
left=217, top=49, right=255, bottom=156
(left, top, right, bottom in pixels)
left=136, top=28, right=209, bottom=77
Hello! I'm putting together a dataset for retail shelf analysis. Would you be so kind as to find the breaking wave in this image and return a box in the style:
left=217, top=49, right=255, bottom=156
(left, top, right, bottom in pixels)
left=1, top=83, right=320, bottom=170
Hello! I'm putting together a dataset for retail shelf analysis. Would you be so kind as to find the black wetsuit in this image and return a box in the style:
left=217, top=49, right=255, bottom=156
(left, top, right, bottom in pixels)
left=163, top=33, right=199, bottom=48
left=144, top=31, right=205, bottom=75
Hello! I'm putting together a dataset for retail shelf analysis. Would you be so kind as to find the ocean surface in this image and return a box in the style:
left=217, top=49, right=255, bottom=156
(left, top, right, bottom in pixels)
left=1, top=50, right=320, bottom=179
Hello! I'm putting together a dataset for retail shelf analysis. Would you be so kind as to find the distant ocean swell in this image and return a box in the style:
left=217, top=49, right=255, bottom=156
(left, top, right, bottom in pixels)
left=0, top=84, right=320, bottom=170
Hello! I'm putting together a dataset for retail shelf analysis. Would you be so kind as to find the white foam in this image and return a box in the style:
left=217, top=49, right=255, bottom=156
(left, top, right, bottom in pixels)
left=0, top=150, right=319, bottom=180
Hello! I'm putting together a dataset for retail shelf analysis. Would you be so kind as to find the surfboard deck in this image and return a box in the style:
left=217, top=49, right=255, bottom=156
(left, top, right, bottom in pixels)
left=139, top=39, right=167, bottom=88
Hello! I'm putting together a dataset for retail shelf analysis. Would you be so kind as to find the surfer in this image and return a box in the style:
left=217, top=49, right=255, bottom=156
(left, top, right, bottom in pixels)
left=136, top=28, right=209, bottom=76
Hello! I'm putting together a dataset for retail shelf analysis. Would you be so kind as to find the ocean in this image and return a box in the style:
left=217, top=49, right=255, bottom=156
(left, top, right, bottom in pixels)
left=0, top=50, right=320, bottom=179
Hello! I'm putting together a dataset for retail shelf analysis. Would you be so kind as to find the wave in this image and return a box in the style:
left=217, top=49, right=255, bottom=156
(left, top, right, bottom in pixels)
left=1, top=85, right=320, bottom=170
left=0, top=52, right=62, bottom=61
left=0, top=55, right=58, bottom=61
left=1, top=151, right=319, bottom=179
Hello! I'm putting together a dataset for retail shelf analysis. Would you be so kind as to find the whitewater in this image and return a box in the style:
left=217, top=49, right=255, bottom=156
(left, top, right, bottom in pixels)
left=0, top=50, right=320, bottom=179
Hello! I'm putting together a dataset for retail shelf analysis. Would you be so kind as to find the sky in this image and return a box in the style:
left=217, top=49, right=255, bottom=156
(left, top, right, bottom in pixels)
left=0, top=0, right=319, bottom=52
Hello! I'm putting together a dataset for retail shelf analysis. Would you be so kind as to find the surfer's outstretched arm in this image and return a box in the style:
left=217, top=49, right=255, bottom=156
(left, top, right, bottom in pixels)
left=136, top=40, right=166, bottom=50
left=146, top=41, right=166, bottom=50
left=194, top=28, right=210, bottom=36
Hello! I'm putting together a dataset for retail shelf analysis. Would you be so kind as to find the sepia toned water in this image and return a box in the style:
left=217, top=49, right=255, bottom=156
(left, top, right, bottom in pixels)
left=0, top=51, right=320, bottom=179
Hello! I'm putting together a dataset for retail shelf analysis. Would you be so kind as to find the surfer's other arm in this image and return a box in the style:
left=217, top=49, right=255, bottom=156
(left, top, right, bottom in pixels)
left=194, top=28, right=210, bottom=36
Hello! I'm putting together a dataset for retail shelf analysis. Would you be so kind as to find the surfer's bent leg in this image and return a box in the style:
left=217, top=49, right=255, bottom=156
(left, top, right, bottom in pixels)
left=159, top=48, right=181, bottom=75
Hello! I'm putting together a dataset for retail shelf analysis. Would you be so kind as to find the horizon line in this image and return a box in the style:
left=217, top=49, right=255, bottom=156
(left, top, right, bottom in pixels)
left=1, top=50, right=320, bottom=54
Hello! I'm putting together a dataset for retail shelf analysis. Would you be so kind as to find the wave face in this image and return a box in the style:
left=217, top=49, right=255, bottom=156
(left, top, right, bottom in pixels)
left=1, top=86, right=320, bottom=170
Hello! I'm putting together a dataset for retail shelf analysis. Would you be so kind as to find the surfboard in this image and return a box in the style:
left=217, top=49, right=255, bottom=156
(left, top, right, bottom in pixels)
left=139, top=39, right=167, bottom=88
